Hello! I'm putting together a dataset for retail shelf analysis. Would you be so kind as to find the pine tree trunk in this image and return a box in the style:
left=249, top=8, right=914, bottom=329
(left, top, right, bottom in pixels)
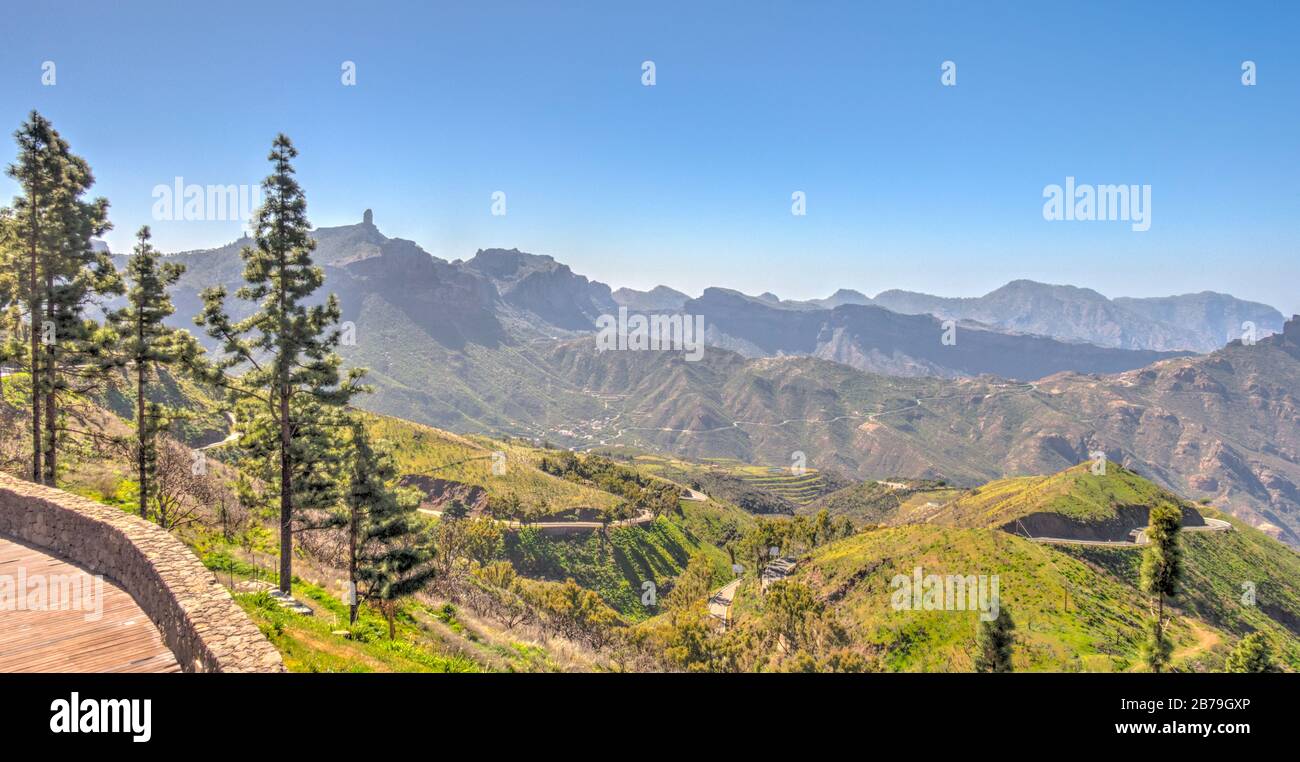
left=137, top=358, right=148, bottom=521
left=28, top=215, right=41, bottom=484
left=43, top=281, right=56, bottom=487
left=348, top=503, right=358, bottom=625
left=275, top=187, right=294, bottom=594
left=1155, top=593, right=1165, bottom=674
left=278, top=400, right=291, bottom=594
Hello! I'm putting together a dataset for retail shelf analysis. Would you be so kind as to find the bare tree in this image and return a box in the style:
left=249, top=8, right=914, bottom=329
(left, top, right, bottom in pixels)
left=152, top=439, right=217, bottom=530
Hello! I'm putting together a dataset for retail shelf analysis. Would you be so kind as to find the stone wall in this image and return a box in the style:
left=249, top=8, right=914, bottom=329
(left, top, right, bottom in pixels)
left=0, top=473, right=283, bottom=673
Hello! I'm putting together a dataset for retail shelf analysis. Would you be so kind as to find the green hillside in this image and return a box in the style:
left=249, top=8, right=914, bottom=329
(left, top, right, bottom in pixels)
left=362, top=412, right=623, bottom=517
left=630, top=453, right=847, bottom=514
left=722, top=463, right=1300, bottom=672
left=785, top=524, right=1170, bottom=672
left=933, top=462, right=1197, bottom=538
left=1059, top=512, right=1300, bottom=669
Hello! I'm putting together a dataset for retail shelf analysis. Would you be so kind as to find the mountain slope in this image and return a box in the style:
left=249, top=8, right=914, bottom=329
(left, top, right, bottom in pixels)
left=1115, top=291, right=1285, bottom=351
left=779, top=466, right=1300, bottom=671
left=149, top=217, right=1300, bottom=542
left=792, top=524, right=1171, bottom=671
left=544, top=317, right=1300, bottom=544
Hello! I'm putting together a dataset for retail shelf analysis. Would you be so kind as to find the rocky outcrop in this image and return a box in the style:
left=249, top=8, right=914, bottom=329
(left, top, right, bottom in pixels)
left=399, top=475, right=489, bottom=514
left=0, top=473, right=283, bottom=673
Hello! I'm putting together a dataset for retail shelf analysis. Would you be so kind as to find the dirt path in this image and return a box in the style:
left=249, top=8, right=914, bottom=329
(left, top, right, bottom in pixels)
left=1173, top=619, right=1222, bottom=663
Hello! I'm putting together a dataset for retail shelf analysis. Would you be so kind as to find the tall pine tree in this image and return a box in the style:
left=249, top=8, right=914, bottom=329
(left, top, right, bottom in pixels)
left=110, top=225, right=194, bottom=521
left=197, top=134, right=363, bottom=594
left=974, top=606, right=1016, bottom=672
left=1140, top=504, right=1182, bottom=673
left=3, top=112, right=59, bottom=482
left=340, top=418, right=434, bottom=633
left=1, top=111, right=119, bottom=485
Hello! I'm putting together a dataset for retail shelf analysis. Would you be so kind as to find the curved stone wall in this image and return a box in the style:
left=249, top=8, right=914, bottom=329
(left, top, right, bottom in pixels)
left=0, top=473, right=283, bottom=673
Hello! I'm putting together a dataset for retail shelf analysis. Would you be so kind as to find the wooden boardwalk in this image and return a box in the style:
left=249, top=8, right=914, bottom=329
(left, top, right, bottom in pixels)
left=0, top=535, right=180, bottom=672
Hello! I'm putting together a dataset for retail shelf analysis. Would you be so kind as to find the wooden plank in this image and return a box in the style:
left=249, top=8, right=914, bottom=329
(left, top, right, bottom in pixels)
left=0, top=535, right=180, bottom=673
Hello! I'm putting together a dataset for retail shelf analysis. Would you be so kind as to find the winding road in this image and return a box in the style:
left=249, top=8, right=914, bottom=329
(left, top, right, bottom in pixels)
left=590, top=382, right=1039, bottom=442
left=1023, top=517, right=1233, bottom=547
left=416, top=506, right=655, bottom=533
left=199, top=412, right=240, bottom=450
left=707, top=556, right=798, bottom=629
left=707, top=579, right=741, bottom=625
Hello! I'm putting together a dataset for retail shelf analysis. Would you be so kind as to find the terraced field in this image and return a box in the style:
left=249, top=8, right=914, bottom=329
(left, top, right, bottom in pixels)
left=732, top=468, right=828, bottom=506
left=629, top=454, right=844, bottom=509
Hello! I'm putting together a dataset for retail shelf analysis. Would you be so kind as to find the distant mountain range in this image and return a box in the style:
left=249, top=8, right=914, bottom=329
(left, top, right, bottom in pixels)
left=616, top=279, right=1285, bottom=353
left=118, top=212, right=1300, bottom=543
left=681, top=287, right=1183, bottom=380
left=872, top=280, right=1284, bottom=353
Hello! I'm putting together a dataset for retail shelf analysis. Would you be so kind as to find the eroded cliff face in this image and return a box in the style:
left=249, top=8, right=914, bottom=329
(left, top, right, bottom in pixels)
left=1003, top=505, right=1205, bottom=543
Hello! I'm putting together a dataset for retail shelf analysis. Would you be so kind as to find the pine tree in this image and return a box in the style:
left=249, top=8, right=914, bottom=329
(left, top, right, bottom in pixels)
left=3, top=112, right=58, bottom=482
left=110, top=226, right=194, bottom=521
left=43, top=164, right=120, bottom=486
left=1, top=111, right=119, bottom=485
left=974, top=606, right=1016, bottom=672
left=1224, top=632, right=1274, bottom=673
left=196, top=134, right=363, bottom=594
left=1140, top=503, right=1183, bottom=673
left=342, top=419, right=433, bottom=635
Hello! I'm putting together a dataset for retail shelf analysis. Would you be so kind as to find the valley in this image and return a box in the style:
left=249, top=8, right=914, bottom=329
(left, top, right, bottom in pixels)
left=3, top=127, right=1296, bottom=676
left=129, top=215, right=1300, bottom=546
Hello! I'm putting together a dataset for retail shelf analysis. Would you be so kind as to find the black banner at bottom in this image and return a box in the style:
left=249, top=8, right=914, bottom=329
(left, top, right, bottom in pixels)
left=0, top=672, right=1286, bottom=750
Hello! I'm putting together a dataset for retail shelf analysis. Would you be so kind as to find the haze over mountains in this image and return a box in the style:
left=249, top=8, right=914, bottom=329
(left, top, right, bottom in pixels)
left=680, top=287, right=1183, bottom=379
left=872, top=281, right=1284, bottom=353
left=119, top=212, right=1300, bottom=544
left=616, top=279, right=1285, bottom=353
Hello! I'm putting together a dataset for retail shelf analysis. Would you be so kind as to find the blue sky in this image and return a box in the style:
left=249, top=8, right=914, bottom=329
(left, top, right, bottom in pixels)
left=2, top=1, right=1298, bottom=314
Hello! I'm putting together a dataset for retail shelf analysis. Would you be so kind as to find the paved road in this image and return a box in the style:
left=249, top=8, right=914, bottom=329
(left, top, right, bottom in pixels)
left=1027, top=517, right=1233, bottom=547
left=416, top=507, right=654, bottom=533
left=199, top=412, right=240, bottom=451
left=708, top=579, right=741, bottom=625
left=707, top=556, right=799, bottom=629
left=682, top=488, right=709, bottom=502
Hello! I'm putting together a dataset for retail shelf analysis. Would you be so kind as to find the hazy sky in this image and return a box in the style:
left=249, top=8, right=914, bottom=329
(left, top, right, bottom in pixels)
left=2, top=1, right=1298, bottom=314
